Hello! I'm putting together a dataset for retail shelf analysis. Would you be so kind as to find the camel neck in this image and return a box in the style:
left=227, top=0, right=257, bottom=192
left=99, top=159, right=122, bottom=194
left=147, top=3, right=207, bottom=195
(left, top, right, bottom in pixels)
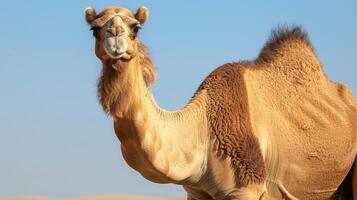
left=99, top=56, right=209, bottom=183
left=98, top=56, right=156, bottom=119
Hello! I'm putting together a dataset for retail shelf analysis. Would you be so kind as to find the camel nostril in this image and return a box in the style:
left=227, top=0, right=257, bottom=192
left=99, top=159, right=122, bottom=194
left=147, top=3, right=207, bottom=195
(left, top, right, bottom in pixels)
left=107, top=28, right=125, bottom=37
left=107, top=27, right=119, bottom=36
left=115, top=27, right=125, bottom=36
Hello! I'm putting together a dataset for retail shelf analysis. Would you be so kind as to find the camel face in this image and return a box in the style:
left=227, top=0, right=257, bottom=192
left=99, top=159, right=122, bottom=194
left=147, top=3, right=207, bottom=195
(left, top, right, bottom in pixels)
left=85, top=6, right=148, bottom=63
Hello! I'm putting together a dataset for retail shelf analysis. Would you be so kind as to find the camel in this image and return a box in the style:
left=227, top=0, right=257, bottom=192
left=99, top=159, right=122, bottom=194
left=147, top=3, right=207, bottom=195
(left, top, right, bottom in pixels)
left=84, top=6, right=357, bottom=200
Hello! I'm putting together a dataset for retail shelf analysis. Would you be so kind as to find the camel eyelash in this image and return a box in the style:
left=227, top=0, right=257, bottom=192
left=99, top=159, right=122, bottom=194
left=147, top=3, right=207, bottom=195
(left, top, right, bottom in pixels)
left=133, top=26, right=141, bottom=32
left=90, top=26, right=100, bottom=31
left=90, top=26, right=101, bottom=37
left=131, top=24, right=141, bottom=34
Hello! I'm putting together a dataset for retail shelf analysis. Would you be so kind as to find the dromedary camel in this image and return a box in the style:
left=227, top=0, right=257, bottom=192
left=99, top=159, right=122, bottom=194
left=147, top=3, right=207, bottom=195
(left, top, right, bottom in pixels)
left=85, top=6, right=357, bottom=200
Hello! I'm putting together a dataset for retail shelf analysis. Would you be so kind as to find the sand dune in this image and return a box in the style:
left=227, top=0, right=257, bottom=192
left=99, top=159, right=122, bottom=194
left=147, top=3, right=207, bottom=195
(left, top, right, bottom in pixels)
left=0, top=196, right=184, bottom=200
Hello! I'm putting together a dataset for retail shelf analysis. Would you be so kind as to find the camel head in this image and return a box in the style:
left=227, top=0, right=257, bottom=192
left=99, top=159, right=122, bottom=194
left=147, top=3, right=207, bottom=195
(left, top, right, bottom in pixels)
left=85, top=6, right=148, bottom=62
left=85, top=6, right=156, bottom=115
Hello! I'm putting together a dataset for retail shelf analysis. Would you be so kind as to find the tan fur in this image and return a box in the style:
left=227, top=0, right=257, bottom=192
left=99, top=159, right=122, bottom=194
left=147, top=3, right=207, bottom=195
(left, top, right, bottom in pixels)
left=135, top=6, right=149, bottom=25
left=97, top=43, right=156, bottom=115
left=85, top=7, right=96, bottom=24
left=86, top=6, right=357, bottom=200
left=257, top=26, right=314, bottom=63
left=198, top=65, right=266, bottom=187
left=243, top=26, right=357, bottom=199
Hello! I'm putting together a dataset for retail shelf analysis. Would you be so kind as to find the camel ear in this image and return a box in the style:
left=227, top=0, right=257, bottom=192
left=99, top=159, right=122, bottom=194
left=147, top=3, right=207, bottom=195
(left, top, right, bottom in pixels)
left=85, top=7, right=97, bottom=25
left=135, top=6, right=149, bottom=25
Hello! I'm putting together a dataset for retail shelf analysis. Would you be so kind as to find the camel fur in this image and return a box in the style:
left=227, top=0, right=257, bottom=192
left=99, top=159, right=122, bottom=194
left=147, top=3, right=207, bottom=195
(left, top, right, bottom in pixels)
left=85, top=6, right=357, bottom=200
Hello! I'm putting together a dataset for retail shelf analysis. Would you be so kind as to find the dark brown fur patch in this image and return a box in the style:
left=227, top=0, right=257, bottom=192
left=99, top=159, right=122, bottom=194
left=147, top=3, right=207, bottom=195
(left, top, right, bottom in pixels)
left=196, top=26, right=319, bottom=186
left=198, top=63, right=266, bottom=186
left=257, top=25, right=314, bottom=63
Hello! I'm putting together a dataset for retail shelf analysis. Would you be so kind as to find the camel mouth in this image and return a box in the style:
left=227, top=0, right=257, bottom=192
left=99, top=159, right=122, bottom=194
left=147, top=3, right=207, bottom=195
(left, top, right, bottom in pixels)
left=106, top=50, right=125, bottom=59
left=103, top=36, right=129, bottom=60
left=103, top=44, right=127, bottom=59
left=104, top=48, right=131, bottom=60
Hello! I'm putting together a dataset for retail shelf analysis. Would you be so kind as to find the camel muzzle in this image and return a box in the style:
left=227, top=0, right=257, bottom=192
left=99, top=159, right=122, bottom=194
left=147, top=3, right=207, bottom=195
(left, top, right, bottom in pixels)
left=104, top=36, right=128, bottom=59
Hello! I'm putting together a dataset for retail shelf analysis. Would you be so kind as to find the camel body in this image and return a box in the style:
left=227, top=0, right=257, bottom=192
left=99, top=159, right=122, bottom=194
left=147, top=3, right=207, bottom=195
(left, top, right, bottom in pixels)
left=183, top=53, right=357, bottom=199
left=85, top=6, right=357, bottom=199
left=245, top=57, right=357, bottom=199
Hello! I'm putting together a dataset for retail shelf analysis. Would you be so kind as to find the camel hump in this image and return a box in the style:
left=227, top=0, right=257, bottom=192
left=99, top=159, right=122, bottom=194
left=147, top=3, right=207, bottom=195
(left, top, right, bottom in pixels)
left=256, top=26, right=320, bottom=68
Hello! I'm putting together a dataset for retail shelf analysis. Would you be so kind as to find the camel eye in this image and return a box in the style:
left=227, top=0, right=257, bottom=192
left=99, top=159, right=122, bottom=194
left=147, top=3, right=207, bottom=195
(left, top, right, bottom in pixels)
left=132, top=25, right=141, bottom=34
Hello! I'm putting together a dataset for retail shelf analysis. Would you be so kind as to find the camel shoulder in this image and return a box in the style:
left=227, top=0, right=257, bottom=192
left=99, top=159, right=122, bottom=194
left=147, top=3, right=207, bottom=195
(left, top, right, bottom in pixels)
left=198, top=63, right=266, bottom=187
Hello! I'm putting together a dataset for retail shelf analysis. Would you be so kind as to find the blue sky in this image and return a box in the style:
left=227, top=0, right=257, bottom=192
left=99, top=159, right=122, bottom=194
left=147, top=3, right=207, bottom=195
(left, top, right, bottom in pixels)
left=0, top=0, right=356, bottom=198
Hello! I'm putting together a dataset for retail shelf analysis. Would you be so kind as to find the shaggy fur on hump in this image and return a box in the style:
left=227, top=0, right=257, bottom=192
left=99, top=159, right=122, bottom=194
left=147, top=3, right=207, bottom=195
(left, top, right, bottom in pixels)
left=98, top=42, right=156, bottom=115
left=197, top=26, right=316, bottom=186
left=257, top=25, right=314, bottom=63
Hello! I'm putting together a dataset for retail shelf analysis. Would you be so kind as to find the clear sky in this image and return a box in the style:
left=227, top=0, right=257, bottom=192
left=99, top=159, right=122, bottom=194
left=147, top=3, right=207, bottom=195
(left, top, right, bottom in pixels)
left=0, top=0, right=356, bottom=198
